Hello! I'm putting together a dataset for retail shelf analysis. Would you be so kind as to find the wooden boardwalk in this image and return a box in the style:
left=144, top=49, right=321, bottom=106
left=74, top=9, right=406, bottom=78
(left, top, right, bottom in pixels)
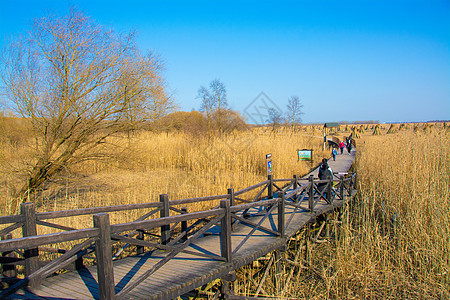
left=4, top=150, right=356, bottom=299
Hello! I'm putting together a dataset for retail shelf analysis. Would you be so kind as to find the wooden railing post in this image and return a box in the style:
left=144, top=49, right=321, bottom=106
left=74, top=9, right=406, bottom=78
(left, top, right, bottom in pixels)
left=181, top=207, right=188, bottom=243
left=75, top=254, right=85, bottom=270
left=339, top=175, right=344, bottom=200
left=278, top=191, right=285, bottom=238
left=228, top=188, right=235, bottom=230
left=220, top=199, right=232, bottom=262
left=227, top=188, right=235, bottom=207
left=21, top=202, right=39, bottom=286
left=293, top=175, right=298, bottom=190
left=308, top=175, right=314, bottom=211
left=136, top=230, right=144, bottom=255
left=268, top=175, right=273, bottom=199
left=160, top=194, right=170, bottom=245
left=325, top=213, right=330, bottom=238
left=93, top=213, right=115, bottom=300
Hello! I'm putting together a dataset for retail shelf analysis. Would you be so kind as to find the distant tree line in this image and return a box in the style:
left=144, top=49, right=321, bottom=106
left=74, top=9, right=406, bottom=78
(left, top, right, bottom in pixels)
left=339, top=120, right=380, bottom=125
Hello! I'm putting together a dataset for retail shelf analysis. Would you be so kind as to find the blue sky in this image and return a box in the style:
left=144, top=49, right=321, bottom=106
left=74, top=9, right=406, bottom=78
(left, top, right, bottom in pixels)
left=0, top=0, right=449, bottom=123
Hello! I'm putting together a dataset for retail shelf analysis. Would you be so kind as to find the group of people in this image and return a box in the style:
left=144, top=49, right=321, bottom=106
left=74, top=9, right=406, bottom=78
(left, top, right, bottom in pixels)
left=320, top=136, right=355, bottom=199
left=331, top=136, right=353, bottom=161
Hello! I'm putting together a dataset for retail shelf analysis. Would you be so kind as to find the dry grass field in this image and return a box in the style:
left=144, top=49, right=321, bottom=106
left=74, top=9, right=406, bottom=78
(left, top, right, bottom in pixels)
left=0, top=124, right=329, bottom=216
left=0, top=118, right=448, bottom=299
left=278, top=127, right=449, bottom=299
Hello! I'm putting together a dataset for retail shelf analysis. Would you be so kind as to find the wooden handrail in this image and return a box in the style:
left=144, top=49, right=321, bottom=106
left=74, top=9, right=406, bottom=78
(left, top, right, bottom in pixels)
left=0, top=215, right=24, bottom=225
left=110, top=208, right=224, bottom=234
left=273, top=178, right=293, bottom=182
left=234, top=180, right=269, bottom=196
left=230, top=198, right=278, bottom=213
left=36, top=202, right=162, bottom=221
left=0, top=228, right=99, bottom=252
left=168, top=194, right=229, bottom=206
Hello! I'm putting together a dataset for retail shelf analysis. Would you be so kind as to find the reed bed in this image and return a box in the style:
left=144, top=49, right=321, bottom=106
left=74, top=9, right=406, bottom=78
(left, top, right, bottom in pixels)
left=324, top=129, right=449, bottom=299
left=232, top=128, right=449, bottom=299
left=1, top=121, right=448, bottom=298
left=0, top=128, right=328, bottom=239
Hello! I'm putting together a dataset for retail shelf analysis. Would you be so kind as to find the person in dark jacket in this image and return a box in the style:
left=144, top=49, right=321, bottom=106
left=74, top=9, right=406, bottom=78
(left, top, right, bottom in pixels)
left=318, top=158, right=333, bottom=200
left=347, top=139, right=353, bottom=154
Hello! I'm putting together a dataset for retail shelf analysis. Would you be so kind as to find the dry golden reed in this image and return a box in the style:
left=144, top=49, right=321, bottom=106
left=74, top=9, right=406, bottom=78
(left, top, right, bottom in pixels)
left=0, top=126, right=329, bottom=221
left=1, top=119, right=447, bottom=299
left=278, top=129, right=449, bottom=299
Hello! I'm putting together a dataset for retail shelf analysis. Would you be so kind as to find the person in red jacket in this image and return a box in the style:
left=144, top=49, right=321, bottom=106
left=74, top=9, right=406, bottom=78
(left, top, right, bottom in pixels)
left=339, top=141, right=345, bottom=154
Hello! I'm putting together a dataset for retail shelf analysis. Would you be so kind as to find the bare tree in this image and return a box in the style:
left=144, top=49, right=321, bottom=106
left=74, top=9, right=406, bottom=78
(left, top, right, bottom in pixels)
left=199, top=79, right=228, bottom=115
left=286, top=96, right=304, bottom=132
left=0, top=9, right=173, bottom=205
left=197, top=79, right=229, bottom=132
left=267, top=108, right=283, bottom=133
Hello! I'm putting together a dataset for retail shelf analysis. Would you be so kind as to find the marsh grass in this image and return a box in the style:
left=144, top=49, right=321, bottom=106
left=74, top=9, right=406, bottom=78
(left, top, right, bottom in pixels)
left=0, top=120, right=448, bottom=298
left=231, top=128, right=449, bottom=299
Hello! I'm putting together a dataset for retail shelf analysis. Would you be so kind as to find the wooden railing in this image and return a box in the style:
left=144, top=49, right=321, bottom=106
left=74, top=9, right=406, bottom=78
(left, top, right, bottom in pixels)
left=0, top=172, right=357, bottom=299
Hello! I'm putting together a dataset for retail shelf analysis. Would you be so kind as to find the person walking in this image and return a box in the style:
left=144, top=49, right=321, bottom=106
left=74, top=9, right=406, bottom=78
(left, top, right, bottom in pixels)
left=318, top=158, right=333, bottom=200
left=332, top=148, right=338, bottom=161
left=339, top=141, right=345, bottom=154
left=347, top=138, right=353, bottom=154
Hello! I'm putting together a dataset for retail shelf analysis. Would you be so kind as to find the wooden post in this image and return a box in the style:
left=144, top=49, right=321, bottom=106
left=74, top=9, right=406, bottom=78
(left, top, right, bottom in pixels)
left=275, top=250, right=282, bottom=293
left=136, top=230, right=144, bottom=255
left=339, top=175, right=344, bottom=200
left=220, top=271, right=236, bottom=299
left=308, top=175, right=314, bottom=212
left=268, top=175, right=273, bottom=199
left=277, top=191, right=285, bottom=238
left=293, top=174, right=298, bottom=190
left=220, top=279, right=231, bottom=299
left=93, top=213, right=115, bottom=300
left=160, top=194, right=170, bottom=245
left=181, top=207, right=188, bottom=243
left=75, top=254, right=85, bottom=270
left=228, top=188, right=235, bottom=230
left=306, top=222, right=312, bottom=265
left=222, top=271, right=237, bottom=282
left=220, top=199, right=232, bottom=262
left=227, top=188, right=235, bottom=207
left=1, top=234, right=17, bottom=277
left=21, top=202, right=39, bottom=285
left=325, top=213, right=330, bottom=238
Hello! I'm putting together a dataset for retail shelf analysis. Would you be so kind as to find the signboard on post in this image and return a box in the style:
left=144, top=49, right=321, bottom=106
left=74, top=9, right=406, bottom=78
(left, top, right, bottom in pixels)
left=297, top=149, right=313, bottom=161
left=297, top=149, right=313, bottom=172
left=266, top=153, right=272, bottom=175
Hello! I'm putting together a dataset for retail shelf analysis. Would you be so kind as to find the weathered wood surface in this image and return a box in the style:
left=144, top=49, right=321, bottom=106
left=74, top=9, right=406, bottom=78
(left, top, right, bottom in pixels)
left=9, top=150, right=356, bottom=300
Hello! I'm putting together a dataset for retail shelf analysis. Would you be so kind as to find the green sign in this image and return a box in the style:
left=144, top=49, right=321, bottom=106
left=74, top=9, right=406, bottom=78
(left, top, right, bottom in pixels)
left=297, top=149, right=313, bottom=161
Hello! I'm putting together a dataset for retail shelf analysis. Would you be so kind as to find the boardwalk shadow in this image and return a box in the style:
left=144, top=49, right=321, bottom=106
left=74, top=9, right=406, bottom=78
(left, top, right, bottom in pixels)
left=114, top=251, right=155, bottom=294
left=77, top=268, right=100, bottom=299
